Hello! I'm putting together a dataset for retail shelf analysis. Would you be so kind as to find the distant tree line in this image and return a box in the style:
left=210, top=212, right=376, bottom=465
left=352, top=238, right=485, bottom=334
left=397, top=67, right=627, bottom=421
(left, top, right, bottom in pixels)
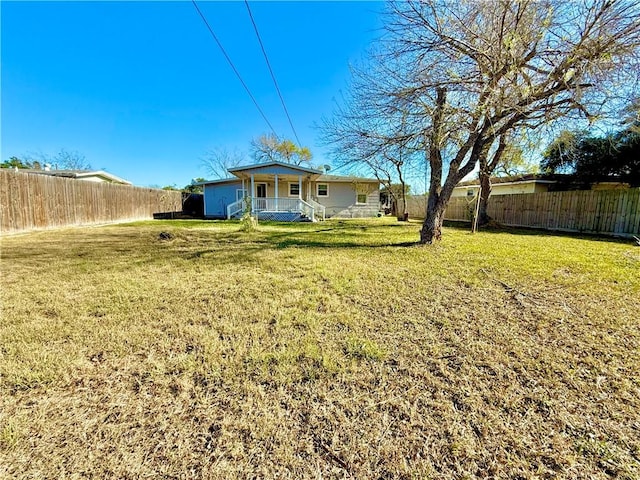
left=1, top=150, right=91, bottom=171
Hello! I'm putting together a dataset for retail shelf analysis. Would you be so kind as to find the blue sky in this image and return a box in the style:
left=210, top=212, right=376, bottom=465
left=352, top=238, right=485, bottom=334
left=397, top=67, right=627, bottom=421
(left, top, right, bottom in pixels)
left=1, top=1, right=384, bottom=188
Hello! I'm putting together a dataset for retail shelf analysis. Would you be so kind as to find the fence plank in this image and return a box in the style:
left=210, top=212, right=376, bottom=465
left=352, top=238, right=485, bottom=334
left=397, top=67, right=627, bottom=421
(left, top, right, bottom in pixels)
left=0, top=169, right=182, bottom=234
left=630, top=190, right=639, bottom=234
left=626, top=190, right=640, bottom=234
left=409, top=188, right=640, bottom=237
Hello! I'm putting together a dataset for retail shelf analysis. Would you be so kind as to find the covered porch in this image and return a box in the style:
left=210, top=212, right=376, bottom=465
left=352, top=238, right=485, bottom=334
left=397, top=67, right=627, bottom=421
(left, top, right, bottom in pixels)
left=225, top=167, right=325, bottom=222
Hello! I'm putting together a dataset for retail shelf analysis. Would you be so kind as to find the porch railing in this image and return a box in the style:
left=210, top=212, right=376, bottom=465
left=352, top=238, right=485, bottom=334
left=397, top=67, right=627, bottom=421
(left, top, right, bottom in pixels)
left=253, top=197, right=304, bottom=212
left=226, top=197, right=323, bottom=221
left=306, top=198, right=326, bottom=221
left=227, top=199, right=245, bottom=219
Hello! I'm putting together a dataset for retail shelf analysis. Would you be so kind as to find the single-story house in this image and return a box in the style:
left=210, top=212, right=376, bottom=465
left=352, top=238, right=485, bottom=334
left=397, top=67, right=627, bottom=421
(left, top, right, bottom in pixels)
left=198, top=161, right=380, bottom=221
left=22, top=169, right=132, bottom=185
left=452, top=173, right=630, bottom=198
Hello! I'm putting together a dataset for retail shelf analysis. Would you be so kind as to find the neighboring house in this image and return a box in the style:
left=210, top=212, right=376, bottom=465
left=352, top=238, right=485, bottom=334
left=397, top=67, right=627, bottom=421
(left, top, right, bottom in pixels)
left=452, top=173, right=629, bottom=198
left=198, top=161, right=380, bottom=221
left=21, top=169, right=132, bottom=185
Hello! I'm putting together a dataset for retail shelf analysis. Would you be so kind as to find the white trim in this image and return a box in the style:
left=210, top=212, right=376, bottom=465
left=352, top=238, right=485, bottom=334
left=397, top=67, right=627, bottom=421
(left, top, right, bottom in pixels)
left=250, top=174, right=255, bottom=214
left=316, top=183, right=329, bottom=197
left=288, top=182, right=300, bottom=197
left=355, top=192, right=368, bottom=205
left=236, top=189, right=248, bottom=202
left=256, top=182, right=268, bottom=198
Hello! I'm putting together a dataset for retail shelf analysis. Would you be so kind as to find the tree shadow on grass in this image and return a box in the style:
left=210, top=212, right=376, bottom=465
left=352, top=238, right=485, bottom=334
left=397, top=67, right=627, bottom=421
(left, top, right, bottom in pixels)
left=415, top=219, right=636, bottom=245
left=179, top=222, right=423, bottom=261
left=1, top=219, right=424, bottom=270
left=272, top=238, right=420, bottom=249
left=257, top=222, right=421, bottom=249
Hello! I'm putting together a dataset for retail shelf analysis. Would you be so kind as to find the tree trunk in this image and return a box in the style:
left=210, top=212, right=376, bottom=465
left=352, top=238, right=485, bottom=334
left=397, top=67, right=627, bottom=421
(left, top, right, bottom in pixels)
left=391, top=197, right=398, bottom=217
left=478, top=171, right=492, bottom=225
left=477, top=134, right=506, bottom=226
left=397, top=196, right=408, bottom=221
left=420, top=194, right=445, bottom=243
left=397, top=174, right=409, bottom=221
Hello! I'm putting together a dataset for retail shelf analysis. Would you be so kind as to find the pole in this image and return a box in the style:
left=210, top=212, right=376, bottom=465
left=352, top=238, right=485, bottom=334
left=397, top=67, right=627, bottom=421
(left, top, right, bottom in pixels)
left=472, top=184, right=481, bottom=233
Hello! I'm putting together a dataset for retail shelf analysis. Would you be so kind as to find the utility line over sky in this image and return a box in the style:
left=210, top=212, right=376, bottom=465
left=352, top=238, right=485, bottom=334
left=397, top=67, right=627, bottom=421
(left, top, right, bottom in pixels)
left=2, top=1, right=384, bottom=189
left=190, top=0, right=278, bottom=137
left=244, top=0, right=302, bottom=146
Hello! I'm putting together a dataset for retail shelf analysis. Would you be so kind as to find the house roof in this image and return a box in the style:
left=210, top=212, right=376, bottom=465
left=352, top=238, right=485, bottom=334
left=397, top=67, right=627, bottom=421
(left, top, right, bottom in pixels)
left=228, top=161, right=323, bottom=175
left=456, top=173, right=633, bottom=189
left=21, top=169, right=132, bottom=185
left=456, top=173, right=574, bottom=188
left=197, top=174, right=379, bottom=186
left=194, top=177, right=240, bottom=186
left=316, top=174, right=379, bottom=183
left=196, top=169, right=379, bottom=186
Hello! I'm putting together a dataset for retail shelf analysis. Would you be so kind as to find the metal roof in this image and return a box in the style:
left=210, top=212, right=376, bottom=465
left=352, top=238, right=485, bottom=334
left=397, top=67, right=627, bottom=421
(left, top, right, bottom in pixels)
left=227, top=161, right=323, bottom=175
left=193, top=177, right=240, bottom=186
left=316, top=174, right=379, bottom=183
left=21, top=169, right=131, bottom=185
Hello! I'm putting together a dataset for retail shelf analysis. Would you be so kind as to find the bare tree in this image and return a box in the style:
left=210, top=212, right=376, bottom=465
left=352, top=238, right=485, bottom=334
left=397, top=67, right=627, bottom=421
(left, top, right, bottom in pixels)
left=28, top=149, right=92, bottom=170
left=494, top=142, right=539, bottom=178
left=53, top=149, right=91, bottom=170
left=200, top=148, right=245, bottom=179
left=326, top=0, right=640, bottom=243
left=477, top=131, right=542, bottom=224
left=348, top=151, right=413, bottom=220
left=323, top=90, right=423, bottom=220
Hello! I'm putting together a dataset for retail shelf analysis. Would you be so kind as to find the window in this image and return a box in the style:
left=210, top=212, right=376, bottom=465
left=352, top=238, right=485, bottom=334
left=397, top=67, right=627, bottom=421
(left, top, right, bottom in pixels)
left=317, top=184, right=329, bottom=197
left=289, top=182, right=300, bottom=197
left=356, top=193, right=368, bottom=205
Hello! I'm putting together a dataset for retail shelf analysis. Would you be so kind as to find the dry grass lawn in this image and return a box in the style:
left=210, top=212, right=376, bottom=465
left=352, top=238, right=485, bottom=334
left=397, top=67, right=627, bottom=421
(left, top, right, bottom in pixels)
left=1, top=218, right=639, bottom=479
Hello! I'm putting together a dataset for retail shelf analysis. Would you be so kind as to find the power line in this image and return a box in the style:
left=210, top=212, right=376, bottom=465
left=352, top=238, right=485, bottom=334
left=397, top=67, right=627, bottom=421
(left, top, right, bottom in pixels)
left=244, top=0, right=302, bottom=147
left=191, top=0, right=278, bottom=137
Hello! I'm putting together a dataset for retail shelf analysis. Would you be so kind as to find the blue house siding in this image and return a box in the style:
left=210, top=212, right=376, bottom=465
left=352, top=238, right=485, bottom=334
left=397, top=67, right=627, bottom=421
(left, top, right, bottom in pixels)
left=196, top=162, right=381, bottom=221
left=204, top=181, right=242, bottom=218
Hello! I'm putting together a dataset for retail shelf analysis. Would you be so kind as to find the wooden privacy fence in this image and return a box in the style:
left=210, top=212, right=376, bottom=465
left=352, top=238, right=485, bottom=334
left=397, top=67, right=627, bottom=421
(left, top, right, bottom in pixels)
left=407, top=188, right=640, bottom=237
left=0, top=169, right=183, bottom=234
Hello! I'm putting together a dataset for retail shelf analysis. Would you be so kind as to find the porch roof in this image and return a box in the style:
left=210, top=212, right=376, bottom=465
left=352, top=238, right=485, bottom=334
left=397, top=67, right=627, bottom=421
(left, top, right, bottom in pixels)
left=228, top=161, right=323, bottom=178
left=195, top=163, right=380, bottom=186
